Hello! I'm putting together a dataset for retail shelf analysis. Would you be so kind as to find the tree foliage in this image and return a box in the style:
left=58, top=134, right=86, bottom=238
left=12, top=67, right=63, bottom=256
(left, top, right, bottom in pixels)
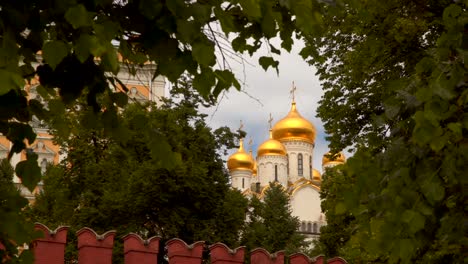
left=29, top=81, right=249, bottom=255
left=241, top=183, right=308, bottom=254
left=303, top=1, right=467, bottom=262
left=0, top=159, right=37, bottom=263
left=0, top=1, right=323, bottom=258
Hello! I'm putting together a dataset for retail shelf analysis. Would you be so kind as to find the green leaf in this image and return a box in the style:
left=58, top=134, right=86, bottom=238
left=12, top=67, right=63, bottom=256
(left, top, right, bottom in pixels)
left=447, top=122, right=462, bottom=139
left=192, top=3, right=212, bottom=24
left=75, top=34, right=106, bottom=62
left=259, top=56, right=279, bottom=73
left=0, top=69, right=25, bottom=95
left=193, top=71, right=215, bottom=98
left=216, top=7, right=236, bottom=33
left=402, top=210, right=425, bottom=233
left=15, top=152, right=41, bottom=192
left=65, top=4, right=93, bottom=29
left=421, top=177, right=445, bottom=204
left=101, top=48, right=120, bottom=74
left=335, top=202, right=347, bottom=215
left=192, top=41, right=215, bottom=66
left=93, top=20, right=119, bottom=41
left=138, top=0, right=163, bottom=19
left=110, top=92, right=128, bottom=108
left=43, top=41, right=69, bottom=70
left=239, top=0, right=262, bottom=19
left=399, top=239, right=414, bottom=260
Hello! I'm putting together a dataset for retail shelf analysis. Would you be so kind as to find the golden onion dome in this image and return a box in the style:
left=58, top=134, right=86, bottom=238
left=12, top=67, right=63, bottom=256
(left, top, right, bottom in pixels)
left=250, top=150, right=258, bottom=176
left=257, top=130, right=287, bottom=156
left=227, top=139, right=254, bottom=172
left=272, top=102, right=316, bottom=143
left=322, top=151, right=346, bottom=165
left=312, top=169, right=321, bottom=181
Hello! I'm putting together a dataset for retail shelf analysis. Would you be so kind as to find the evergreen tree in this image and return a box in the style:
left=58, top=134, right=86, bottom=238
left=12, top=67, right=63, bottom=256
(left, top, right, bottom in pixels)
left=242, top=183, right=307, bottom=253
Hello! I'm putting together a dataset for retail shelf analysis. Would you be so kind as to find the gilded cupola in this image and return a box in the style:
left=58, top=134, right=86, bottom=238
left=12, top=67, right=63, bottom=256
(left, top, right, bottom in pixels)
left=272, top=101, right=316, bottom=143
left=227, top=139, right=255, bottom=172
left=322, top=151, right=346, bottom=166
left=257, top=130, right=287, bottom=156
left=312, top=169, right=321, bottom=181
left=250, top=150, right=257, bottom=176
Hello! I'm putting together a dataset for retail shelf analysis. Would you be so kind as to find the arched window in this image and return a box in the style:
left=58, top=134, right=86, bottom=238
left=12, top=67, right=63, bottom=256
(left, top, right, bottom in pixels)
left=313, top=223, right=318, bottom=233
left=307, top=222, right=312, bottom=233
left=309, top=156, right=312, bottom=178
left=274, top=165, right=278, bottom=181
left=301, top=222, right=306, bottom=231
left=40, top=158, right=48, bottom=174
left=242, top=178, right=245, bottom=188
left=298, top=154, right=303, bottom=176
left=286, top=154, right=289, bottom=175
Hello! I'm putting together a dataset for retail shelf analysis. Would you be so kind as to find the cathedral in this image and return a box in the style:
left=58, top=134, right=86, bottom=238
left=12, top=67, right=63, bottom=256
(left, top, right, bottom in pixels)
left=227, top=97, right=345, bottom=239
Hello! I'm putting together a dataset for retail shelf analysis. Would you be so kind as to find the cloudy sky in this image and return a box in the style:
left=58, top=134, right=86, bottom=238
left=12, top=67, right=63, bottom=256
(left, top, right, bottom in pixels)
left=199, top=40, right=332, bottom=172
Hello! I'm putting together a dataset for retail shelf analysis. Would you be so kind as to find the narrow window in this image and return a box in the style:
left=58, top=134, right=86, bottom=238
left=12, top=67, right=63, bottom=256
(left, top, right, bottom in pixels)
left=301, top=222, right=306, bottom=231
left=286, top=154, right=289, bottom=175
left=40, top=158, right=48, bottom=174
left=313, top=223, right=318, bottom=233
left=274, top=165, right=278, bottom=181
left=242, top=178, right=245, bottom=188
left=309, top=156, right=312, bottom=178
left=298, top=154, right=303, bottom=176
left=307, top=222, right=312, bottom=233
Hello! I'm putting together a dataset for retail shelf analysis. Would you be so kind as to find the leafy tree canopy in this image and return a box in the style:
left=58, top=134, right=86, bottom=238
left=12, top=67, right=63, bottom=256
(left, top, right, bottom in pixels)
left=30, top=78, right=248, bottom=245
left=301, top=1, right=467, bottom=263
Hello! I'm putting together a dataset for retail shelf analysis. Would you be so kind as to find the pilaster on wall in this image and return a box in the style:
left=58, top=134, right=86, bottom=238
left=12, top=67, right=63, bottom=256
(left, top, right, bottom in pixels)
left=250, top=248, right=284, bottom=264
left=123, top=233, right=160, bottom=264
left=33, top=223, right=69, bottom=264
left=209, top=243, right=245, bottom=264
left=77, top=227, right=116, bottom=264
left=166, top=238, right=204, bottom=264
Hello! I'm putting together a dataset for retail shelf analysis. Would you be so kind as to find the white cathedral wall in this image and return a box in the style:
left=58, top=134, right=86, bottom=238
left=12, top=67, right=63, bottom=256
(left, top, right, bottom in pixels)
left=230, top=170, right=252, bottom=191
left=290, top=186, right=322, bottom=222
left=257, top=155, right=287, bottom=187
left=282, top=141, right=314, bottom=182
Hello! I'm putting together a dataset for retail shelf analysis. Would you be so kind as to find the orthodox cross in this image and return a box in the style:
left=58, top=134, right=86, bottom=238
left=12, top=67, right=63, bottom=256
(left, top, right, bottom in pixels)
left=239, top=120, right=244, bottom=131
left=290, top=81, right=297, bottom=102
left=268, top=113, right=273, bottom=129
left=248, top=137, right=253, bottom=152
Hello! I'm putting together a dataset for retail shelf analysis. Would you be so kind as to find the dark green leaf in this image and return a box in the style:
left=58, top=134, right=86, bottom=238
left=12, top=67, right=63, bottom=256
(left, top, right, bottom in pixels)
left=15, top=152, right=41, bottom=192
left=65, top=4, right=93, bottom=29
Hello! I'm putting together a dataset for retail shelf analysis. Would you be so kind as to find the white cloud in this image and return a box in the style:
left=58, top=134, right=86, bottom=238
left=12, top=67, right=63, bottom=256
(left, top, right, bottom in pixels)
left=201, top=39, right=332, bottom=172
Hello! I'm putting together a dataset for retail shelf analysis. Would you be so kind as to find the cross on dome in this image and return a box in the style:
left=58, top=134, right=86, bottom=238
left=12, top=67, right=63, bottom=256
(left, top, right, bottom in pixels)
left=268, top=113, right=274, bottom=129
left=239, top=120, right=244, bottom=131
left=290, top=81, right=297, bottom=103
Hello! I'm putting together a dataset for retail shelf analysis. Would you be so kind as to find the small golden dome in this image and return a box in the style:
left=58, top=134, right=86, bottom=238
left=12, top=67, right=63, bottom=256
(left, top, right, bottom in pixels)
left=227, top=139, right=254, bottom=172
left=250, top=151, right=258, bottom=176
left=312, top=169, right=321, bottom=181
left=272, top=102, right=316, bottom=143
left=257, top=130, right=287, bottom=156
left=322, top=151, right=346, bottom=165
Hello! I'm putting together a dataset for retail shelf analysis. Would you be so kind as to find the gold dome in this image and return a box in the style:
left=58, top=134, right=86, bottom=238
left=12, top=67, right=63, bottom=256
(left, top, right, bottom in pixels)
left=257, top=130, right=287, bottom=156
left=227, top=139, right=254, bottom=172
left=250, top=150, right=258, bottom=176
left=312, top=169, right=321, bottom=181
left=322, top=151, right=346, bottom=165
left=272, top=102, right=316, bottom=143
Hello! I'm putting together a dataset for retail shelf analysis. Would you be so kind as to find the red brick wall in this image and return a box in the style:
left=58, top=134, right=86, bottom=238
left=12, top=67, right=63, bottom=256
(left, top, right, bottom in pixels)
left=27, top=223, right=348, bottom=264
